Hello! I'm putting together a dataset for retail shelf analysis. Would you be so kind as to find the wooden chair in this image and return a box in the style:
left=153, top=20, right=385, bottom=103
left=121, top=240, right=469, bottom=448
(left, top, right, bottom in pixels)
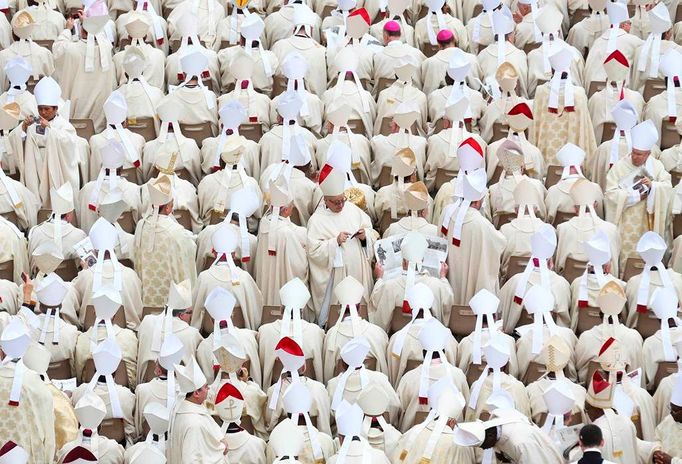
left=635, top=309, right=662, bottom=339
left=119, top=259, right=134, bottom=269
left=83, top=305, right=127, bottom=330
left=117, top=210, right=135, bottom=234
left=320, top=4, right=335, bottom=18
left=448, top=304, right=477, bottom=337
left=70, top=119, right=96, bottom=140
left=333, top=355, right=377, bottom=377
left=377, top=166, right=393, bottom=188
left=676, top=3, right=682, bottom=22
left=643, top=79, right=666, bottom=102
left=660, top=120, right=680, bottom=150
left=209, top=209, right=227, bottom=225
left=489, top=165, right=504, bottom=186
left=621, top=257, right=645, bottom=281
left=421, top=42, right=439, bottom=58
left=674, top=214, right=682, bottom=239
left=0, top=260, right=12, bottom=281
left=522, top=361, right=547, bottom=385
left=672, top=170, right=682, bottom=187
left=378, top=211, right=407, bottom=236
left=173, top=209, right=193, bottom=230
left=34, top=39, right=54, bottom=50
left=239, top=123, right=263, bottom=142
left=506, top=255, right=530, bottom=280
left=434, top=168, right=457, bottom=191
left=47, top=359, right=72, bottom=380
left=347, top=119, right=366, bottom=136
left=652, top=361, right=679, bottom=391
left=270, top=357, right=316, bottom=385
left=375, top=77, right=395, bottom=94
left=141, top=360, right=157, bottom=384
left=126, top=117, right=157, bottom=142
left=552, top=210, right=576, bottom=228
left=202, top=307, right=245, bottom=336
left=0, top=210, right=18, bottom=228
left=491, top=122, right=510, bottom=143
left=261, top=305, right=283, bottom=325
left=271, top=75, right=288, bottom=98
left=141, top=307, right=163, bottom=318
left=179, top=122, right=213, bottom=148
left=169, top=39, right=181, bottom=53
left=576, top=305, right=602, bottom=336
left=599, top=122, right=617, bottom=145
left=494, top=212, right=516, bottom=229
left=119, top=167, right=139, bottom=184
left=99, top=418, right=126, bottom=444
left=325, top=304, right=368, bottom=329
left=82, top=359, right=129, bottom=387
left=561, top=256, right=588, bottom=284
left=544, top=165, right=564, bottom=189
left=587, top=81, right=606, bottom=98
left=570, top=8, right=590, bottom=27
left=390, top=306, right=412, bottom=335
left=55, top=259, right=79, bottom=281
left=516, top=309, right=534, bottom=329
left=466, top=362, right=486, bottom=386
left=37, top=208, right=52, bottom=224
left=219, top=40, right=237, bottom=50
left=523, top=42, right=540, bottom=55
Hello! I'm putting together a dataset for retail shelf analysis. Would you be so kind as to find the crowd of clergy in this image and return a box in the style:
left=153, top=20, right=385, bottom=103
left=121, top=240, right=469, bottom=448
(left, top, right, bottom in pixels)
left=4, top=0, right=682, bottom=460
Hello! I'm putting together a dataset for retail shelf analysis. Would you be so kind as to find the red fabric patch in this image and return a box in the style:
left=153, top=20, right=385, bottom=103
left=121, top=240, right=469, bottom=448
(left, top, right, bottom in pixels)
left=211, top=166, right=221, bottom=173
left=0, top=441, right=17, bottom=456
left=452, top=238, right=461, bottom=247
left=318, top=164, right=334, bottom=184
left=8, top=400, right=18, bottom=407
left=636, top=304, right=648, bottom=314
left=440, top=226, right=448, bottom=235
left=241, top=256, right=250, bottom=263
left=156, top=38, right=164, bottom=46
left=565, top=106, right=575, bottom=112
left=240, top=80, right=249, bottom=90
left=88, top=204, right=97, bottom=212
left=177, top=72, right=185, bottom=81
left=348, top=7, right=370, bottom=25
left=508, top=103, right=533, bottom=120
left=402, top=300, right=411, bottom=314
left=670, top=116, right=678, bottom=123
left=513, top=295, right=523, bottom=305
left=275, top=336, right=305, bottom=356
left=578, top=300, right=588, bottom=308
left=604, top=50, right=629, bottom=68
left=548, top=107, right=558, bottom=114
left=591, top=371, right=610, bottom=394
left=249, top=116, right=257, bottom=123
left=532, top=258, right=540, bottom=267
left=598, top=337, right=616, bottom=356
left=460, top=137, right=483, bottom=157
left=418, top=397, right=428, bottom=405
left=133, top=159, right=141, bottom=168
left=216, top=382, right=244, bottom=404
left=268, top=250, right=277, bottom=256
left=201, top=70, right=210, bottom=79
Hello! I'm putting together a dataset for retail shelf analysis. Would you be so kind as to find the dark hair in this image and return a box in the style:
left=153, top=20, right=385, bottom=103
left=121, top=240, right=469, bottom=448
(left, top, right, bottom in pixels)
left=579, top=424, right=603, bottom=447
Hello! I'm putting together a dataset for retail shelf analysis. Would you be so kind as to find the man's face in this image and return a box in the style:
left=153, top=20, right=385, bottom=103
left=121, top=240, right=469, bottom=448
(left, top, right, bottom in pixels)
left=631, top=148, right=650, bottom=167
left=518, top=3, right=531, bottom=15
left=178, top=308, right=192, bottom=324
left=38, top=105, right=57, bottom=121
left=671, top=403, right=682, bottom=423
left=194, top=383, right=209, bottom=403
left=324, top=195, right=346, bottom=213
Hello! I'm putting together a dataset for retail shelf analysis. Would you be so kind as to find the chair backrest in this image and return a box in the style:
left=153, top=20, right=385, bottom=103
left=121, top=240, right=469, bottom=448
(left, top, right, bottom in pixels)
left=587, top=81, right=606, bottom=98
left=82, top=358, right=129, bottom=387
left=377, top=166, right=393, bottom=188
left=376, top=77, right=396, bottom=94
left=70, top=119, right=96, bottom=140
left=390, top=306, right=413, bottom=335
left=673, top=213, right=682, bottom=239
left=661, top=120, right=681, bottom=150
left=421, top=42, right=439, bottom=58
left=448, top=304, right=477, bottom=337
left=523, top=42, right=540, bottom=55
left=621, top=257, right=645, bottom=281
left=47, top=359, right=73, bottom=380
left=653, top=361, right=679, bottom=390
left=522, top=361, right=547, bottom=385
left=37, top=208, right=52, bottom=224
left=271, top=75, right=287, bottom=98
left=0, top=259, right=13, bottom=281
left=34, top=39, right=54, bottom=50
left=179, top=122, right=213, bottom=148
left=261, top=305, right=283, bottom=325
left=561, top=256, right=588, bottom=284
left=544, top=165, right=564, bottom=189
left=643, top=78, right=666, bottom=102
left=576, top=306, right=602, bottom=336
left=506, top=255, right=530, bottom=281
left=379, top=210, right=407, bottom=236
left=600, top=123, right=616, bottom=144
left=494, top=212, right=516, bottom=229
left=117, top=210, right=136, bottom=234
left=209, top=209, right=227, bottom=225
left=347, top=119, right=367, bottom=136
left=1, top=210, right=18, bottom=228
left=173, top=209, right=193, bottom=230
left=552, top=210, right=577, bottom=228
left=239, top=123, right=264, bottom=142
left=635, top=310, right=661, bottom=339
left=141, top=360, right=157, bottom=384
left=434, top=168, right=457, bottom=191
left=141, top=306, right=163, bottom=319
left=99, top=418, right=126, bottom=444
left=270, top=357, right=316, bottom=385
left=83, top=305, right=127, bottom=330
left=491, top=123, right=510, bottom=143
left=465, top=362, right=486, bottom=386
left=126, top=117, right=157, bottom=142
left=219, top=40, right=238, bottom=50
left=55, top=259, right=79, bottom=281
left=325, top=304, right=369, bottom=329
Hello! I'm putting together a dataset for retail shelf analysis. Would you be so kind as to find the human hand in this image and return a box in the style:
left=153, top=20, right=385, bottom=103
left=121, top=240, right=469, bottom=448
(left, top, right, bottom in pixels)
left=439, top=261, right=449, bottom=278
left=355, top=229, right=366, bottom=241
left=21, top=116, right=32, bottom=132
left=653, top=450, right=672, bottom=464
left=21, top=272, right=33, bottom=304
left=337, top=232, right=350, bottom=245
left=39, top=117, right=49, bottom=129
